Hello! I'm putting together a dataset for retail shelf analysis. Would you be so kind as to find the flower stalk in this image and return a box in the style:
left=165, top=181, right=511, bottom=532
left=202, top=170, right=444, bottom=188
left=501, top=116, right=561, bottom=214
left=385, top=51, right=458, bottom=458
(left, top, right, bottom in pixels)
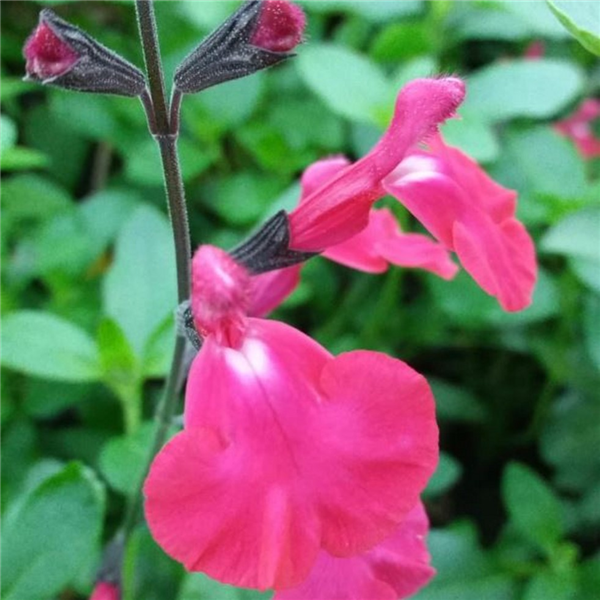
left=121, top=0, right=191, bottom=540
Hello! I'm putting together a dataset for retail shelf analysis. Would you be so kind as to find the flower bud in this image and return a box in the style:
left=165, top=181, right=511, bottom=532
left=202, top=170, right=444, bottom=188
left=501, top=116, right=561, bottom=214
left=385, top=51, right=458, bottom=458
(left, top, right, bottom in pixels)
left=24, top=9, right=145, bottom=97
left=173, top=0, right=305, bottom=95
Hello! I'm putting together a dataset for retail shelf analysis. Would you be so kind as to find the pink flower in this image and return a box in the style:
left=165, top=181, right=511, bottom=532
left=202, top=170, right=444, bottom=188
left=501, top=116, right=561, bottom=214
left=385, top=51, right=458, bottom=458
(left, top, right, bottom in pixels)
left=251, top=0, right=306, bottom=53
left=300, top=156, right=458, bottom=278
left=249, top=265, right=302, bottom=317
left=273, top=502, right=435, bottom=600
left=144, top=246, right=438, bottom=590
left=383, top=134, right=537, bottom=311
left=555, top=99, right=600, bottom=159
left=288, top=77, right=466, bottom=251
left=290, top=114, right=535, bottom=310
left=24, top=18, right=78, bottom=81
left=89, top=582, right=120, bottom=600
left=287, top=106, right=535, bottom=311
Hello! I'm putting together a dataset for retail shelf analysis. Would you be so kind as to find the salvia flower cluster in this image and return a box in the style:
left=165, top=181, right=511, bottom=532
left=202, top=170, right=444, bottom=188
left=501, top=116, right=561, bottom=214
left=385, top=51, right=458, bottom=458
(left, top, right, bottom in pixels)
left=23, top=1, right=538, bottom=599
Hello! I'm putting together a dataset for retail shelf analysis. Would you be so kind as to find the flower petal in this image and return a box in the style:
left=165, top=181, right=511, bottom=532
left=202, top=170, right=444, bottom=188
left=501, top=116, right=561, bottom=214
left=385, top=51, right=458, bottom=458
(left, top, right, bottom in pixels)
left=145, top=320, right=438, bottom=590
left=274, top=502, right=435, bottom=600
left=248, top=265, right=303, bottom=317
left=385, top=137, right=536, bottom=311
left=324, top=208, right=458, bottom=278
left=288, top=78, right=465, bottom=251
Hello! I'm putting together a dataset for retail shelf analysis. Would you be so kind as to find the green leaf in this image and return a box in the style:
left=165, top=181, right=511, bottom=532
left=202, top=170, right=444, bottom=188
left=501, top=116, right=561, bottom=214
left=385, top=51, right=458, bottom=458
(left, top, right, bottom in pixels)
left=203, top=172, right=284, bottom=227
left=79, top=188, right=141, bottom=255
left=142, top=315, right=176, bottom=378
left=178, top=0, right=240, bottom=30
left=441, top=115, right=500, bottom=162
left=97, top=317, right=141, bottom=431
left=463, top=59, right=585, bottom=122
left=0, top=78, right=37, bottom=102
left=1, top=311, right=101, bottom=382
left=502, top=462, right=564, bottom=553
left=502, top=126, right=587, bottom=210
left=548, top=1, right=600, bottom=56
left=23, top=380, right=91, bottom=419
left=524, top=568, right=577, bottom=600
left=198, top=73, right=265, bottom=129
left=450, top=5, right=531, bottom=41
left=99, top=422, right=155, bottom=495
left=424, top=452, right=462, bottom=497
left=428, top=268, right=559, bottom=329
left=297, top=43, right=390, bottom=123
left=125, top=137, right=216, bottom=186
left=416, top=522, right=517, bottom=600
left=103, top=205, right=177, bottom=357
left=540, top=391, right=600, bottom=493
left=1, top=174, right=71, bottom=225
left=300, top=0, right=423, bottom=22
left=1, top=462, right=105, bottom=600
left=575, top=557, right=600, bottom=600
left=1, top=114, right=17, bottom=151
left=541, top=207, right=600, bottom=263
left=178, top=573, right=270, bottom=600
left=429, top=378, right=486, bottom=423
left=584, top=294, right=600, bottom=372
left=503, top=2, right=572, bottom=38
left=0, top=146, right=49, bottom=171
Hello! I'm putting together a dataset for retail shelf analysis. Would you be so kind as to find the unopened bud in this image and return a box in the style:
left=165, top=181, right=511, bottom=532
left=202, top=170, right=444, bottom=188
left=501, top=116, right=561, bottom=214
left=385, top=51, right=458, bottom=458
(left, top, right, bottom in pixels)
left=173, top=0, right=305, bottom=95
left=24, top=9, right=145, bottom=97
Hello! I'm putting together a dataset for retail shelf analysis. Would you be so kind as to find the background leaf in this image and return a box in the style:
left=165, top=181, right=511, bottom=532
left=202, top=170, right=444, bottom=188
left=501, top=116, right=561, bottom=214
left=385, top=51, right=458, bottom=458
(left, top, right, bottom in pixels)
left=502, top=462, right=564, bottom=553
left=463, top=59, right=585, bottom=122
left=103, top=205, right=177, bottom=358
left=1, top=462, right=105, bottom=600
left=547, top=1, right=600, bottom=56
left=1, top=311, right=101, bottom=382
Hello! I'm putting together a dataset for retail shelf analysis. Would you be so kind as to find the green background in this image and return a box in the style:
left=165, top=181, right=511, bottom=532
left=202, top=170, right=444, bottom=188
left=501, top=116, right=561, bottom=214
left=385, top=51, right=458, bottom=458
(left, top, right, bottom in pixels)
left=2, top=1, right=599, bottom=599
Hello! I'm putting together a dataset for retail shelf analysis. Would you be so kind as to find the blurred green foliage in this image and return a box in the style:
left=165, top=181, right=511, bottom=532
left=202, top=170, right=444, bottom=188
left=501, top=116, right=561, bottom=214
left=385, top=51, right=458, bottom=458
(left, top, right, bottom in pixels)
left=2, top=1, right=599, bottom=599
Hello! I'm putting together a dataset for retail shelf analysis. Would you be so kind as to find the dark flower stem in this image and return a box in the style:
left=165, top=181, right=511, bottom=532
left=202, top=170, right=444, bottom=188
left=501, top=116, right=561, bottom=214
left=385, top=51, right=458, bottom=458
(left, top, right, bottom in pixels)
left=120, top=0, right=191, bottom=539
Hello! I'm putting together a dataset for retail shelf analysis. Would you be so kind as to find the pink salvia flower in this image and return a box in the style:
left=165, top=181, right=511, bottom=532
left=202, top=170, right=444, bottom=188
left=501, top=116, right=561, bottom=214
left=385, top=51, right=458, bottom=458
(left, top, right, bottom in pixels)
left=144, top=246, right=438, bottom=590
left=273, top=502, right=435, bottom=600
left=89, top=582, right=120, bottom=600
left=248, top=265, right=302, bottom=317
left=384, top=134, right=537, bottom=311
left=554, top=98, right=600, bottom=158
left=286, top=78, right=535, bottom=311
left=300, top=156, right=458, bottom=278
left=287, top=77, right=466, bottom=251
left=251, top=0, right=306, bottom=53
left=24, top=20, right=78, bottom=80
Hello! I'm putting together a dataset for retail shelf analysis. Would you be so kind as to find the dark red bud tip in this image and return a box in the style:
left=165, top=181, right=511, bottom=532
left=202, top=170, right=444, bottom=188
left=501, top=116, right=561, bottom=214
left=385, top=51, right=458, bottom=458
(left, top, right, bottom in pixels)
left=251, top=0, right=306, bottom=53
left=24, top=21, right=78, bottom=80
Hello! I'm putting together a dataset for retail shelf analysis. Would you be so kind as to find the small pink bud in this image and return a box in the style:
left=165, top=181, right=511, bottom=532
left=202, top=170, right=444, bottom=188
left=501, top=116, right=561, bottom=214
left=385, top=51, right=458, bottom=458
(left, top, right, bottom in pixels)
left=24, top=21, right=78, bottom=80
left=251, top=0, right=306, bottom=52
left=23, top=9, right=145, bottom=97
